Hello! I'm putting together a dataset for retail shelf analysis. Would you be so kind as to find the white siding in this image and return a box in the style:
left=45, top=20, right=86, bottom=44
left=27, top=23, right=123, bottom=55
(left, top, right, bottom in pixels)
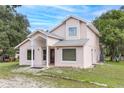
left=82, top=27, right=100, bottom=68
left=55, top=47, right=84, bottom=68
left=19, top=40, right=31, bottom=65
left=51, top=24, right=66, bottom=39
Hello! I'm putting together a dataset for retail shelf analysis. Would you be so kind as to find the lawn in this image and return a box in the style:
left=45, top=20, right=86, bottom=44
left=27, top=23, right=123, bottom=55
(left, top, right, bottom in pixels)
left=41, top=61, right=124, bottom=87
left=0, top=62, right=19, bottom=78
left=0, top=62, right=99, bottom=88
left=0, top=61, right=124, bottom=87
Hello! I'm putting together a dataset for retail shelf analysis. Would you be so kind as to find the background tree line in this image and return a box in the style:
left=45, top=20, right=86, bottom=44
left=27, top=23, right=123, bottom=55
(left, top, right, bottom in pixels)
left=93, top=6, right=124, bottom=61
left=0, top=5, right=30, bottom=59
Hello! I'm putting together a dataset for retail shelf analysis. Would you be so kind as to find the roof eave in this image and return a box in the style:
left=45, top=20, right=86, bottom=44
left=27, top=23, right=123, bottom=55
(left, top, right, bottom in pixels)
left=14, top=38, right=30, bottom=49
left=28, top=30, right=63, bottom=40
left=87, top=25, right=100, bottom=37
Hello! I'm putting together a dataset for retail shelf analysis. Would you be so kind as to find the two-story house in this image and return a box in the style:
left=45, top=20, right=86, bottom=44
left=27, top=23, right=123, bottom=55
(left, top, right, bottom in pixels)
left=15, top=15, right=100, bottom=68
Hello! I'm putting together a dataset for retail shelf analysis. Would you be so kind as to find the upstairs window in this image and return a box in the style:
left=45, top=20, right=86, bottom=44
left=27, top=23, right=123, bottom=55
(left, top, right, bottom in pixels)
left=69, top=27, right=77, bottom=36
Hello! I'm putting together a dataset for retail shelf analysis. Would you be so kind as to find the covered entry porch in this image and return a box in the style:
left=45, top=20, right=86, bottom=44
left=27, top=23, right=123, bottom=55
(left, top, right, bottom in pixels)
left=29, top=31, right=59, bottom=68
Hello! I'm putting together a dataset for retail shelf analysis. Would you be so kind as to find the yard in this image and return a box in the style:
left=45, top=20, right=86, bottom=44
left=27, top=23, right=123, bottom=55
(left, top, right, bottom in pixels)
left=0, top=61, right=124, bottom=87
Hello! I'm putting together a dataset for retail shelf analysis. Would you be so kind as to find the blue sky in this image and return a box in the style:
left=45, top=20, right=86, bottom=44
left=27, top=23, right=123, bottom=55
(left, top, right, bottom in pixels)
left=16, top=5, right=121, bottom=32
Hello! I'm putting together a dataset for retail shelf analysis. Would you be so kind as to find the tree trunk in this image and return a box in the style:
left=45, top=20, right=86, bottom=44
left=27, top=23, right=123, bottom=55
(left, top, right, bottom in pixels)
left=110, top=45, right=115, bottom=61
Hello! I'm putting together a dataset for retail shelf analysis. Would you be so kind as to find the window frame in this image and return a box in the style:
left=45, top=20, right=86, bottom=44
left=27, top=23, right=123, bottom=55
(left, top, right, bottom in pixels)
left=27, top=49, right=35, bottom=60
left=62, top=48, right=76, bottom=61
left=68, top=27, right=77, bottom=36
left=43, top=49, right=46, bottom=61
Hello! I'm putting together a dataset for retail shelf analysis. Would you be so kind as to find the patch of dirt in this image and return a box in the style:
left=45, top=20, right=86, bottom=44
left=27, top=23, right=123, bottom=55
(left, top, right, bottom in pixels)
left=12, top=67, right=48, bottom=74
left=0, top=75, right=50, bottom=88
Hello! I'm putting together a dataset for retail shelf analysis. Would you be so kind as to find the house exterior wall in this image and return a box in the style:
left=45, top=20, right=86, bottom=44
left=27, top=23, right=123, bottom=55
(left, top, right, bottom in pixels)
left=83, top=45, right=93, bottom=68
left=19, top=39, right=43, bottom=67
left=80, top=22, right=87, bottom=39
left=19, top=40, right=31, bottom=65
left=82, top=27, right=100, bottom=68
left=47, top=37, right=60, bottom=46
left=51, top=24, right=66, bottom=39
left=55, top=46, right=84, bottom=68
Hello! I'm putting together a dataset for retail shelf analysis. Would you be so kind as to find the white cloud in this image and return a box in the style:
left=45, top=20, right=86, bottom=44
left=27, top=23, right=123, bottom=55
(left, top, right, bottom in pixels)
left=41, top=13, right=64, bottom=19
left=29, top=18, right=47, bottom=22
left=48, top=5, right=76, bottom=12
left=31, top=22, right=52, bottom=25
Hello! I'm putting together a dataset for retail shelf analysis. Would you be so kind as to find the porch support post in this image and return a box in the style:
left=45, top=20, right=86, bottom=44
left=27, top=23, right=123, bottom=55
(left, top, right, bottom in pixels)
left=46, top=37, right=49, bottom=68
left=31, top=39, right=34, bottom=67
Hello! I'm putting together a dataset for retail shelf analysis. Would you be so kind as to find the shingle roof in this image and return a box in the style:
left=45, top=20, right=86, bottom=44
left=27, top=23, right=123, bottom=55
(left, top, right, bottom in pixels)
left=50, top=15, right=100, bottom=36
left=86, top=22, right=100, bottom=36
left=54, top=39, right=89, bottom=47
left=27, top=30, right=63, bottom=40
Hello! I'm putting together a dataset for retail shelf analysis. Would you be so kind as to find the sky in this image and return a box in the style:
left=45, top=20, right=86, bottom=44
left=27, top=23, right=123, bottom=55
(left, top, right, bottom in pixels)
left=16, top=5, right=121, bottom=32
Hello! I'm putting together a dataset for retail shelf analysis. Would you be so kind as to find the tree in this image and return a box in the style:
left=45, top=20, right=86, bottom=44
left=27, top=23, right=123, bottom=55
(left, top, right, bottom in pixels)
left=93, top=8, right=124, bottom=61
left=0, top=5, right=30, bottom=58
left=120, top=6, right=124, bottom=11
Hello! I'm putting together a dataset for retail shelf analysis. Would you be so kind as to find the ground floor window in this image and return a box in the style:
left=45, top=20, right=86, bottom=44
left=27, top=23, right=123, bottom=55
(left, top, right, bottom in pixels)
left=62, top=49, right=76, bottom=61
left=43, top=49, right=46, bottom=60
left=27, top=49, right=34, bottom=60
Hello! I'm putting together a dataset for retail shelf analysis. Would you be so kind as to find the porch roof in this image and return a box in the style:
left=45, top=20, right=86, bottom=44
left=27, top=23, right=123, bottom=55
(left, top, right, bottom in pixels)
left=27, top=30, right=63, bottom=40
left=54, top=39, right=89, bottom=47
left=14, top=30, right=63, bottom=49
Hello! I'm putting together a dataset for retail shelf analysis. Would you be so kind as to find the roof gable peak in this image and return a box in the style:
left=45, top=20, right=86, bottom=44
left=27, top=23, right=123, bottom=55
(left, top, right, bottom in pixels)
left=50, top=15, right=88, bottom=32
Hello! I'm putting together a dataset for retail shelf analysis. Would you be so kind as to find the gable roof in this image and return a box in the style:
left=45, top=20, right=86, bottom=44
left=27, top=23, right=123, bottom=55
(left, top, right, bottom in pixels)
left=50, top=15, right=100, bottom=36
left=15, top=30, right=63, bottom=49
left=27, top=30, right=63, bottom=40
left=54, top=39, right=89, bottom=47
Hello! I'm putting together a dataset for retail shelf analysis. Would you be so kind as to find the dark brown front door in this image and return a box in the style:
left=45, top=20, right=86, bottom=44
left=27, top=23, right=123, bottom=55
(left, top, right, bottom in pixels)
left=50, top=49, right=55, bottom=64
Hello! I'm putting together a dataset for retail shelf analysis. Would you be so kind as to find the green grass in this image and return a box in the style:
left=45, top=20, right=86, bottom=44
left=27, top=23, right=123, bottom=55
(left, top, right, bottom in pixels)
left=15, top=67, right=100, bottom=88
left=0, top=62, right=100, bottom=87
left=27, top=74, right=100, bottom=88
left=1, top=61, right=124, bottom=87
left=41, top=61, right=124, bottom=87
left=0, top=62, right=19, bottom=78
